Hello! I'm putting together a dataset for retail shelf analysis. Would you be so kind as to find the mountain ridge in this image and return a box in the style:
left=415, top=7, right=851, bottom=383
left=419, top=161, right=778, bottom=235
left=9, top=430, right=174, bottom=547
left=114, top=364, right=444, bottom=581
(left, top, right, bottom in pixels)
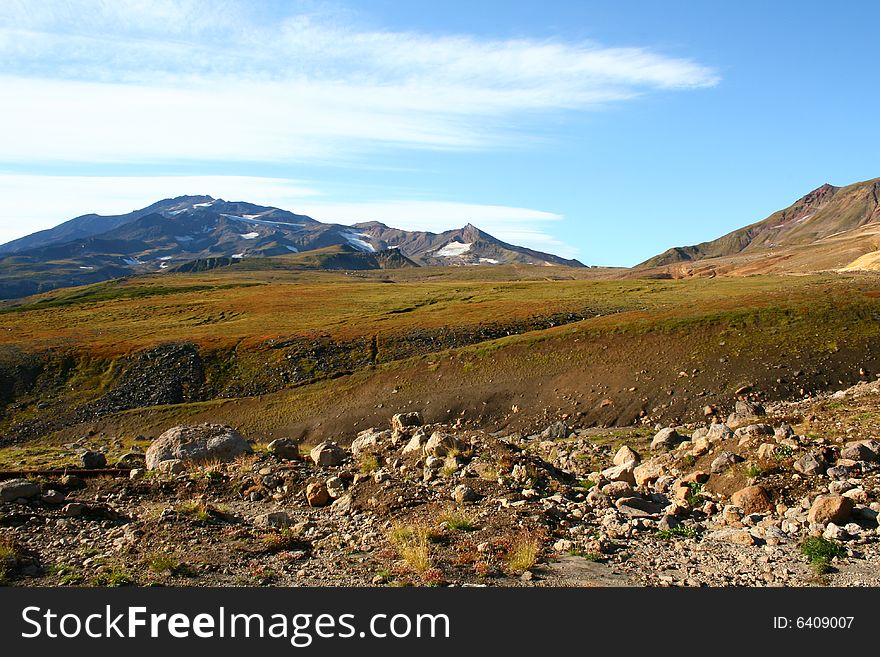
left=0, top=196, right=584, bottom=299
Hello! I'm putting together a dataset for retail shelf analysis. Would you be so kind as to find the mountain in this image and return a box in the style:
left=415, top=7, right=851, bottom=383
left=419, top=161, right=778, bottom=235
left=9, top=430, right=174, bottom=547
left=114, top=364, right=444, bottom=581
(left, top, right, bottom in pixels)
left=0, top=196, right=584, bottom=299
left=638, top=177, right=880, bottom=275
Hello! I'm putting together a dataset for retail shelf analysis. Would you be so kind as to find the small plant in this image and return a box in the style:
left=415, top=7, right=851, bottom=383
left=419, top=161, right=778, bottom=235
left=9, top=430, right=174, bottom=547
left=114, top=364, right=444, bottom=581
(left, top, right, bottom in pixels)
left=145, top=553, right=181, bottom=574
left=91, top=565, right=132, bottom=587
left=440, top=511, right=477, bottom=532
left=359, top=455, right=380, bottom=474
left=773, top=445, right=794, bottom=461
left=176, top=500, right=211, bottom=522
left=685, top=482, right=704, bottom=507
left=388, top=524, right=433, bottom=574
left=656, top=525, right=697, bottom=541
left=262, top=528, right=302, bottom=553
left=576, top=479, right=596, bottom=490
left=0, top=536, right=18, bottom=584
left=800, top=536, right=846, bottom=574
left=743, top=463, right=763, bottom=479
left=441, top=466, right=457, bottom=477
left=567, top=548, right=604, bottom=562
left=506, top=534, right=540, bottom=573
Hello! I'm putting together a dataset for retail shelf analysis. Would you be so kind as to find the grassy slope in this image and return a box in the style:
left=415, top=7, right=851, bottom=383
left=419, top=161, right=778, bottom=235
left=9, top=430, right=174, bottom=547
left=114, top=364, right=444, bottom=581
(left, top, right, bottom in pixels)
left=1, top=267, right=879, bottom=469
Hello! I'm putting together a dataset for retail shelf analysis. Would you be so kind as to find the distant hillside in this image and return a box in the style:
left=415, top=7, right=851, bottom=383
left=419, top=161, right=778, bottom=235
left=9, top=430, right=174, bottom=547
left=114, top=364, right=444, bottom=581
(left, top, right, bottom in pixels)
left=639, top=177, right=880, bottom=272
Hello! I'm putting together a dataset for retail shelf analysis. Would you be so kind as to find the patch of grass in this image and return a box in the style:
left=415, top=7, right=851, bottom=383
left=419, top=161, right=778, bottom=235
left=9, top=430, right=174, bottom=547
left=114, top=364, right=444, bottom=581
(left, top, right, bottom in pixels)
left=91, top=565, right=132, bottom=587
left=576, top=479, right=596, bottom=490
left=439, top=511, right=478, bottom=532
left=506, top=534, right=540, bottom=573
left=686, top=482, right=704, bottom=507
left=261, top=528, right=303, bottom=553
left=800, top=536, right=846, bottom=574
left=743, top=463, right=763, bottom=479
left=773, top=445, right=794, bottom=460
left=388, top=524, right=433, bottom=574
left=567, top=548, right=604, bottom=561
left=145, top=553, right=181, bottom=575
left=656, top=525, right=698, bottom=541
left=176, top=500, right=211, bottom=522
left=359, top=455, right=380, bottom=474
left=0, top=536, right=18, bottom=584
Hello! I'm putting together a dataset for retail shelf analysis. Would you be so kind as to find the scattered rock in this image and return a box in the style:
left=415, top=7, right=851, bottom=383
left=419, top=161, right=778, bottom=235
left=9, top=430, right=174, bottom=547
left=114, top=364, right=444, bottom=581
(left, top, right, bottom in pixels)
left=794, top=452, right=827, bottom=476
left=730, top=485, right=773, bottom=514
left=267, top=438, right=301, bottom=460
left=391, top=412, right=423, bottom=431
left=710, top=451, right=744, bottom=473
left=453, top=484, right=479, bottom=504
left=305, top=482, right=330, bottom=507
left=0, top=479, right=41, bottom=502
left=613, top=445, right=641, bottom=466
left=808, top=495, right=854, bottom=525
left=81, top=451, right=107, bottom=469
left=424, top=432, right=468, bottom=457
left=310, top=442, right=348, bottom=467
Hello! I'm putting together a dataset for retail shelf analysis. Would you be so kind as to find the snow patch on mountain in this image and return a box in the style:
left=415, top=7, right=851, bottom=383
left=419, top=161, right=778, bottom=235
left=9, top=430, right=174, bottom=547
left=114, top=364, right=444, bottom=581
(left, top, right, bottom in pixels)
left=436, top=241, right=471, bottom=257
left=341, top=230, right=375, bottom=252
left=239, top=232, right=259, bottom=239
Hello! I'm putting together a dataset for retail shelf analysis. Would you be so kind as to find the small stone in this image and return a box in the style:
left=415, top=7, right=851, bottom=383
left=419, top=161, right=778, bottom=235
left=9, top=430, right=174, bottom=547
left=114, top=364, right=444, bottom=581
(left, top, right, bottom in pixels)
left=601, top=462, right=636, bottom=485
left=325, top=476, right=345, bottom=498
left=613, top=445, right=641, bottom=466
left=424, top=432, right=468, bottom=457
left=41, top=489, right=65, bottom=504
left=157, top=459, right=185, bottom=475
left=453, top=484, right=478, bottom=504
left=793, top=452, right=826, bottom=476
left=129, top=468, right=145, bottom=481
left=634, top=462, right=665, bottom=487
left=711, top=451, right=744, bottom=473
left=707, top=528, right=757, bottom=546
left=391, top=412, right=423, bottom=431
left=61, top=502, right=87, bottom=517
left=651, top=428, right=684, bottom=451
left=255, top=511, right=291, bottom=528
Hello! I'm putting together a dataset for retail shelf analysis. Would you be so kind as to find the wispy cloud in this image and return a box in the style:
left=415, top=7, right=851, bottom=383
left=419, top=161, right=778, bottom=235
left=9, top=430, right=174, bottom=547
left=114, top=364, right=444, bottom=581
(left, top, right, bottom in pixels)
left=0, top=1, right=719, bottom=164
left=0, top=174, right=574, bottom=256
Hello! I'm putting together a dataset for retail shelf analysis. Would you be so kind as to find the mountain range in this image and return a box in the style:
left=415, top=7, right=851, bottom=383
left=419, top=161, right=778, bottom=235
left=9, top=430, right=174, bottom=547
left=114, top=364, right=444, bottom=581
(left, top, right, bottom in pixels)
left=0, top=196, right=584, bottom=299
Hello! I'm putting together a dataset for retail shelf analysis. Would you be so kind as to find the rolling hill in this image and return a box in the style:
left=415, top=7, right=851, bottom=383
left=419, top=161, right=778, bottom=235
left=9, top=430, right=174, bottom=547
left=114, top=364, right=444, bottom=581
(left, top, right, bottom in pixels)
left=638, top=177, right=880, bottom=276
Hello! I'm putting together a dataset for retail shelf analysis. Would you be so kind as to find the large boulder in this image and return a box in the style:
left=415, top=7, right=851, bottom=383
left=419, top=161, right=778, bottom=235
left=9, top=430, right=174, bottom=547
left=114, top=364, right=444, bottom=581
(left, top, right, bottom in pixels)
left=310, top=442, right=348, bottom=467
left=651, top=428, right=684, bottom=451
left=0, top=478, right=41, bottom=503
left=391, top=412, right=423, bottom=432
left=146, top=424, right=252, bottom=470
left=730, top=485, right=773, bottom=514
left=351, top=429, right=391, bottom=457
left=808, top=495, right=854, bottom=525
left=424, top=432, right=468, bottom=457
left=613, top=445, right=641, bottom=466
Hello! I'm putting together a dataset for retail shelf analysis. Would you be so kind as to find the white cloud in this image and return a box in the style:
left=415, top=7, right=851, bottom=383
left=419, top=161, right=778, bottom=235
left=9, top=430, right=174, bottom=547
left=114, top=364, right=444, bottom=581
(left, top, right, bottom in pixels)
left=0, top=1, right=719, bottom=164
left=0, top=174, right=575, bottom=257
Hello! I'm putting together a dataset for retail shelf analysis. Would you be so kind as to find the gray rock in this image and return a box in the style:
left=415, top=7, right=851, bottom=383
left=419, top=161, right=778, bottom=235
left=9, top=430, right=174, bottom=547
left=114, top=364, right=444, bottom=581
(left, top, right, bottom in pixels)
left=541, top=421, right=569, bottom=440
left=267, top=438, right=300, bottom=460
left=325, top=476, right=346, bottom=498
left=331, top=494, right=353, bottom=515
left=840, top=441, right=878, bottom=463
left=41, top=489, right=65, bottom=504
left=453, top=484, right=479, bottom=504
left=710, top=451, right=744, bottom=473
left=114, top=452, right=146, bottom=468
left=735, top=400, right=765, bottom=417
left=61, top=502, right=87, bottom=517
left=706, top=423, right=733, bottom=442
left=793, top=452, right=827, bottom=476
left=391, top=412, right=423, bottom=431
left=351, top=429, right=391, bottom=457
left=707, top=528, right=757, bottom=546
left=81, top=451, right=107, bottom=469
left=401, top=432, right=427, bottom=455
left=424, top=432, right=468, bottom=457
left=613, top=445, right=641, bottom=466
left=309, top=441, right=348, bottom=467
left=146, top=424, right=252, bottom=470
left=0, top=478, right=41, bottom=502
left=601, top=462, right=636, bottom=485
left=615, top=496, right=664, bottom=517
left=157, top=459, right=185, bottom=475
left=651, top=428, right=684, bottom=451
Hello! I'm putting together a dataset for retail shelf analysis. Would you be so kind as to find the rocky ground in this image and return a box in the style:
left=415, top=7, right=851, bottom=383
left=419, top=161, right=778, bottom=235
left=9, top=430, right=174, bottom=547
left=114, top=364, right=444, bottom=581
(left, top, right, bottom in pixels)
left=2, top=378, right=880, bottom=588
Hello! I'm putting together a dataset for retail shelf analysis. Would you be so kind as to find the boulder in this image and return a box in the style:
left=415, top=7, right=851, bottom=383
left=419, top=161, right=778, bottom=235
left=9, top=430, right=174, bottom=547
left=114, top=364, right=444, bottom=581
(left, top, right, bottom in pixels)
left=601, top=462, right=636, bottom=486
left=424, top=432, right=468, bottom=457
left=267, top=438, right=300, bottom=460
left=634, top=461, right=665, bottom=488
left=325, top=476, right=346, bottom=498
left=613, top=445, right=641, bottom=466
left=305, top=482, right=330, bottom=507
left=391, top=412, right=422, bottom=431
left=808, top=495, right=854, bottom=525
left=401, top=432, right=427, bottom=455
left=351, top=429, right=391, bottom=457
left=453, top=484, right=479, bottom=504
left=730, top=485, right=773, bottom=514
left=710, top=451, right=744, bottom=473
left=793, top=452, right=827, bottom=476
left=541, top=421, right=569, bottom=440
left=146, top=424, right=252, bottom=470
left=0, top=478, right=41, bottom=503
left=840, top=441, right=879, bottom=463
left=81, top=451, right=107, bottom=469
left=615, top=496, right=664, bottom=517
left=706, top=423, right=733, bottom=442
left=309, top=442, right=348, bottom=467
left=651, top=428, right=684, bottom=451
left=601, top=481, right=634, bottom=498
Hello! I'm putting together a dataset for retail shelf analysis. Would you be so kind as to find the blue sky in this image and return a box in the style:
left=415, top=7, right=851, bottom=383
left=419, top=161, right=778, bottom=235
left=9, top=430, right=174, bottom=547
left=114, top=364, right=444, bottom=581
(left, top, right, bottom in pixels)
left=0, top=0, right=878, bottom=265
